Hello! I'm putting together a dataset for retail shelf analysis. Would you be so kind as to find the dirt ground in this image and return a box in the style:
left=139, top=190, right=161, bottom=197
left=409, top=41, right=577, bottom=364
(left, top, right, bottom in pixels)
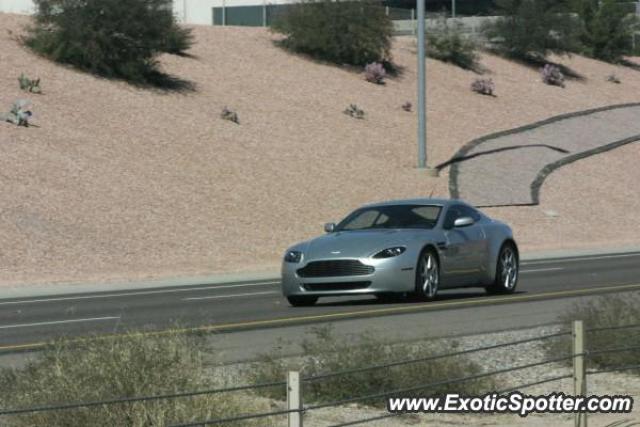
left=1, top=13, right=639, bottom=287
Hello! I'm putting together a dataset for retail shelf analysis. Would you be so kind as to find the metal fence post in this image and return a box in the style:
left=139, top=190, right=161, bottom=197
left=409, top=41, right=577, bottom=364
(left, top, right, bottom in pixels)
left=263, top=0, right=267, bottom=27
left=287, top=371, right=302, bottom=427
left=222, top=0, right=226, bottom=26
left=411, top=9, right=416, bottom=37
left=183, top=0, right=188, bottom=23
left=573, top=320, right=587, bottom=427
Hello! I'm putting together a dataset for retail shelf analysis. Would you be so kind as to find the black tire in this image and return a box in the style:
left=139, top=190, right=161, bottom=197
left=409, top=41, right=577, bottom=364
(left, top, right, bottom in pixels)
left=414, top=248, right=440, bottom=301
left=486, top=242, right=519, bottom=295
left=287, top=296, right=318, bottom=307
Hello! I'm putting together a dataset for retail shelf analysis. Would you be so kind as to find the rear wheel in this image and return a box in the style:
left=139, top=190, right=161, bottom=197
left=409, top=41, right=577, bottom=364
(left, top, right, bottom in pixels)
left=487, top=243, right=519, bottom=295
left=415, top=249, right=439, bottom=301
left=287, top=296, right=318, bottom=307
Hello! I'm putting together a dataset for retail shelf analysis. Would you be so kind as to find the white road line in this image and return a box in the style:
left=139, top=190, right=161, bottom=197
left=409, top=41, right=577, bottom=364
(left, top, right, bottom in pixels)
left=0, top=282, right=280, bottom=306
left=520, top=267, right=564, bottom=273
left=183, top=291, right=278, bottom=301
left=0, top=316, right=120, bottom=330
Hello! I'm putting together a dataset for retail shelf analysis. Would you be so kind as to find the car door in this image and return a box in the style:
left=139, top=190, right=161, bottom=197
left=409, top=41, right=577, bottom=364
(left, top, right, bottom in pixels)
left=439, top=205, right=485, bottom=286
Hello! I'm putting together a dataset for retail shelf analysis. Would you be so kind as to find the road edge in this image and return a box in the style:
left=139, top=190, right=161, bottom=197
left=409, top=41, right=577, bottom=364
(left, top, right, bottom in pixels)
left=1, top=245, right=640, bottom=300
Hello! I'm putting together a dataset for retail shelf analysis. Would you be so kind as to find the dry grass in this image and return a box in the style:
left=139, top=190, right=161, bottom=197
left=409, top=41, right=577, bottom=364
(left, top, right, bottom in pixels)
left=543, top=292, right=640, bottom=375
left=0, top=330, right=271, bottom=426
left=2, top=12, right=640, bottom=286
left=249, top=325, right=497, bottom=407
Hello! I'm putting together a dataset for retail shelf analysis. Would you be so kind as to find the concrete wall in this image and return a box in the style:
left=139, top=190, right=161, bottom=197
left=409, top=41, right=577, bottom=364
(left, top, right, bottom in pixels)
left=0, top=0, right=292, bottom=25
left=0, top=0, right=35, bottom=14
left=173, top=0, right=217, bottom=25
left=394, top=16, right=499, bottom=38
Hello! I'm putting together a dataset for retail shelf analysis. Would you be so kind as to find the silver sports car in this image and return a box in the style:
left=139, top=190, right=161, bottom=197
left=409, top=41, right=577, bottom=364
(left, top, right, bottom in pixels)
left=281, top=198, right=519, bottom=306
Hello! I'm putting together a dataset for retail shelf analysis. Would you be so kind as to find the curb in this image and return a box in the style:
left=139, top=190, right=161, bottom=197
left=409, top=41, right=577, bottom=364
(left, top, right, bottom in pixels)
left=530, top=133, right=640, bottom=205
left=0, top=269, right=281, bottom=300
left=520, top=245, right=640, bottom=262
left=446, top=102, right=640, bottom=205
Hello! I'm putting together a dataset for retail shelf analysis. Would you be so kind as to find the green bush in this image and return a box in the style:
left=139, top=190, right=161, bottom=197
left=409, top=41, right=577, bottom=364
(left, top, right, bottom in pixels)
left=164, top=25, right=196, bottom=56
left=0, top=331, right=269, bottom=426
left=544, top=293, right=640, bottom=375
left=575, top=0, right=638, bottom=63
left=25, top=0, right=193, bottom=85
left=249, top=326, right=496, bottom=407
left=271, top=0, right=393, bottom=66
left=483, top=0, right=580, bottom=61
left=427, top=20, right=479, bottom=70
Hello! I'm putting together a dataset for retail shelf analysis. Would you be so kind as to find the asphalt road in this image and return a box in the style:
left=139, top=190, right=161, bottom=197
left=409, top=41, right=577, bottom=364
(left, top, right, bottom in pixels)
left=1, top=252, right=640, bottom=352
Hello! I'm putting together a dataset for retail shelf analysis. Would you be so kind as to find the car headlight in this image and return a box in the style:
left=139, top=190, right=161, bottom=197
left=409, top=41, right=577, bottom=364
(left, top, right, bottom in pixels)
left=284, top=250, right=303, bottom=263
left=373, top=247, right=406, bottom=259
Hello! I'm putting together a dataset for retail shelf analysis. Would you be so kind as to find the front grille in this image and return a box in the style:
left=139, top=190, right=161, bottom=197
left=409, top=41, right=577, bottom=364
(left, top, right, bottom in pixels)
left=297, top=260, right=375, bottom=278
left=303, top=281, right=372, bottom=291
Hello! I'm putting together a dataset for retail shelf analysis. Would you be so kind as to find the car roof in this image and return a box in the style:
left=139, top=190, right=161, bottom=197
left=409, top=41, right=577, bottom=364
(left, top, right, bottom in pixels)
left=361, top=198, right=469, bottom=208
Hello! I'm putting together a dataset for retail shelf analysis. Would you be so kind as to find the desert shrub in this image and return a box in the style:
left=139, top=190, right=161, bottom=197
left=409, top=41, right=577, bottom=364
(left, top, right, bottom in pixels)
left=249, top=326, right=496, bottom=407
left=364, top=62, right=386, bottom=84
left=426, top=20, right=479, bottom=70
left=575, top=0, right=638, bottom=63
left=25, top=0, right=193, bottom=85
left=471, top=78, right=495, bottom=95
left=18, top=74, right=42, bottom=94
left=544, top=293, right=640, bottom=375
left=0, top=331, right=268, bottom=426
left=343, top=104, right=365, bottom=119
left=483, top=0, right=580, bottom=62
left=3, top=100, right=33, bottom=127
left=271, top=0, right=393, bottom=66
left=164, top=25, right=196, bottom=56
left=401, top=101, right=412, bottom=112
left=221, top=107, right=239, bottom=124
left=541, top=64, right=565, bottom=87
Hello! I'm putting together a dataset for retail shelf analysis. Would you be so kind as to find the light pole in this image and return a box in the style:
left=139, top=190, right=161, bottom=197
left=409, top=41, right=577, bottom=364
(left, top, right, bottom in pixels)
left=416, top=0, right=438, bottom=176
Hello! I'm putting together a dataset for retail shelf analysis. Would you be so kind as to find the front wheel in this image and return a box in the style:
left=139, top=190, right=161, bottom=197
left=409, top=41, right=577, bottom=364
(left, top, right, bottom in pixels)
left=414, top=249, right=439, bottom=301
left=287, top=296, right=318, bottom=307
left=486, top=243, right=519, bottom=295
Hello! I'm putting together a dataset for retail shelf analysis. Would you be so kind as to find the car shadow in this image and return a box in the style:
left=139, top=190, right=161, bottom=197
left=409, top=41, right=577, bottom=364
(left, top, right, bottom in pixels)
left=313, top=290, right=527, bottom=307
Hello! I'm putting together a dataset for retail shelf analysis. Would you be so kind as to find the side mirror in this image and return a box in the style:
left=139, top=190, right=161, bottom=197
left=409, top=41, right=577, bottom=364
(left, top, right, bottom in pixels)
left=454, top=217, right=474, bottom=228
left=324, top=222, right=336, bottom=233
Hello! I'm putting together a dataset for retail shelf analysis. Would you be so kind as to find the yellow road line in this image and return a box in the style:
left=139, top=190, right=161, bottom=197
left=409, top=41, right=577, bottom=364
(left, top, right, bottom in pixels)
left=1, top=282, right=639, bottom=352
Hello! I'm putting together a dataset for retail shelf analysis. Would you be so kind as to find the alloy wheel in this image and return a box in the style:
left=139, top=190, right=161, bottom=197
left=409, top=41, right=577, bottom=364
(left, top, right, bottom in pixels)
left=419, top=252, right=439, bottom=299
left=500, top=247, right=518, bottom=290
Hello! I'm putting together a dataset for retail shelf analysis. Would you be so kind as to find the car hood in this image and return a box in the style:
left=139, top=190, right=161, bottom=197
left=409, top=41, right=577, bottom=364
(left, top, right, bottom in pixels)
left=299, top=229, right=429, bottom=260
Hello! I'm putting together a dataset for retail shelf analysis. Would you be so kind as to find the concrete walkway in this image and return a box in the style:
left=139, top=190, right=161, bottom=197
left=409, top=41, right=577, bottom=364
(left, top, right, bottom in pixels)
left=447, top=103, right=640, bottom=206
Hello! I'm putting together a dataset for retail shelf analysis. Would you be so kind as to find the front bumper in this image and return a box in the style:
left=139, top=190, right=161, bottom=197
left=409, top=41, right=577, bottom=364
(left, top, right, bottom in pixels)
left=281, top=257, right=415, bottom=297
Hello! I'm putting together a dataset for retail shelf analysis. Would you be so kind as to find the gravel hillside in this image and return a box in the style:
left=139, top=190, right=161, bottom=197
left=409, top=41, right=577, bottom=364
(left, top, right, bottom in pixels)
left=1, top=13, right=639, bottom=286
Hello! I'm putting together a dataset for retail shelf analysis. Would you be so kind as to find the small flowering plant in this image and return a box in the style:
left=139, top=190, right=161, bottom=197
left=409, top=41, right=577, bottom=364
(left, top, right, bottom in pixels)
left=471, top=78, right=495, bottom=96
left=364, top=62, right=386, bottom=85
left=541, top=64, right=565, bottom=88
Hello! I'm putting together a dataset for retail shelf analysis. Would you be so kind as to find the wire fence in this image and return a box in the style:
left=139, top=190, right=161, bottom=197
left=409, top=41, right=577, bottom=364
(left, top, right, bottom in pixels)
left=0, top=380, right=286, bottom=416
left=303, top=330, right=571, bottom=383
left=1, top=321, right=639, bottom=426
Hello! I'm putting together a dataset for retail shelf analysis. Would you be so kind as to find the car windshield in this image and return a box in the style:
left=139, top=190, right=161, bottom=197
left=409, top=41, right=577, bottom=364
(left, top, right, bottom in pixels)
left=335, top=204, right=442, bottom=231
